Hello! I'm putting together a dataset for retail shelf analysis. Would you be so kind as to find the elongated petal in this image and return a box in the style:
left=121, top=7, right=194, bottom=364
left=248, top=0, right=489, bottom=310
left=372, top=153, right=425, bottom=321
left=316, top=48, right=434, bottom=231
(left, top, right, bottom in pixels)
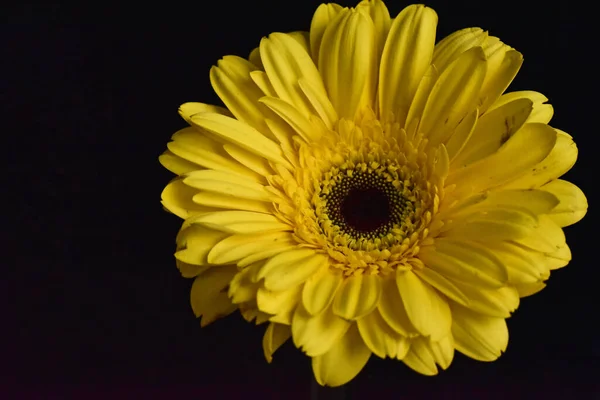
left=319, top=9, right=376, bottom=120
left=356, top=0, right=391, bottom=61
left=312, top=324, right=371, bottom=387
left=514, top=214, right=566, bottom=254
left=378, top=278, right=419, bottom=337
left=191, top=113, right=289, bottom=167
left=445, top=109, right=478, bottom=162
left=191, top=211, right=290, bottom=234
left=257, top=284, right=302, bottom=316
left=190, top=266, right=238, bottom=327
left=302, top=267, right=343, bottom=315
left=263, top=323, right=291, bottom=363
left=333, top=274, right=382, bottom=320
left=414, top=267, right=469, bottom=305
left=210, top=56, right=278, bottom=137
left=292, top=302, right=350, bottom=357
left=403, top=335, right=454, bottom=375
left=222, top=144, right=275, bottom=178
left=176, top=259, right=209, bottom=279
left=447, top=123, right=557, bottom=198
left=264, top=253, right=328, bottom=292
left=432, top=28, right=487, bottom=73
left=419, top=239, right=508, bottom=288
left=486, top=241, right=547, bottom=284
left=357, top=309, right=410, bottom=359
left=451, top=282, right=519, bottom=318
left=175, top=225, right=229, bottom=266
left=159, top=150, right=198, bottom=176
left=260, top=96, right=323, bottom=142
left=207, top=231, right=293, bottom=265
left=178, top=102, right=232, bottom=124
left=309, top=3, right=344, bottom=65
left=479, top=50, right=523, bottom=112
left=379, top=4, right=437, bottom=125
left=420, top=46, right=487, bottom=146
left=498, top=130, right=577, bottom=190
left=260, top=32, right=327, bottom=118
left=451, top=304, right=509, bottom=361
left=452, top=98, right=532, bottom=167
left=540, top=180, right=588, bottom=227
left=396, top=269, right=451, bottom=340
left=161, top=178, right=212, bottom=219
left=184, top=169, right=272, bottom=201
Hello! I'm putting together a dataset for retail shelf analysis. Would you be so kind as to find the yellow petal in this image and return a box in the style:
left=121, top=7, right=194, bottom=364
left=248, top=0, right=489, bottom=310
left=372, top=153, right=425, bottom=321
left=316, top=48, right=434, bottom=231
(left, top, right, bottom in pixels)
left=176, top=259, right=209, bottom=279
left=333, top=274, right=382, bottom=320
left=190, top=266, right=238, bottom=327
left=159, top=150, right=198, bottom=176
left=451, top=283, right=519, bottom=318
left=222, top=144, right=274, bottom=178
left=161, top=178, right=210, bottom=219
left=545, top=241, right=571, bottom=270
left=263, top=253, right=328, bottom=292
left=292, top=302, right=350, bottom=357
left=259, top=96, right=323, bottom=142
left=541, top=180, right=587, bottom=227
left=402, top=337, right=436, bottom=376
left=378, top=278, right=419, bottom=337
left=190, top=113, right=289, bottom=167
left=312, top=324, right=371, bottom=387
left=237, top=242, right=298, bottom=268
left=447, top=123, right=557, bottom=198
left=420, top=46, right=487, bottom=147
left=498, top=130, right=578, bottom=190
left=515, top=281, right=546, bottom=298
left=445, top=109, right=478, bottom=162
left=404, top=64, right=438, bottom=137
left=396, top=269, right=451, bottom=340
left=174, top=225, right=229, bottom=266
left=169, top=127, right=262, bottom=181
left=514, top=214, right=566, bottom=254
left=488, top=91, right=552, bottom=123
left=403, top=335, right=454, bottom=375
left=357, top=309, right=409, bottom=359
left=309, top=3, right=344, bottom=65
left=192, top=192, right=272, bottom=214
left=207, top=231, right=293, bottom=265
left=414, top=267, right=469, bottom=305
left=183, top=169, right=271, bottom=201
left=379, top=4, right=437, bottom=125
left=302, top=267, right=343, bottom=316
left=419, top=239, right=508, bottom=288
left=319, top=9, right=376, bottom=120
left=260, top=32, right=327, bottom=118
left=432, top=28, right=487, bottom=73
left=478, top=50, right=523, bottom=113
left=287, top=31, right=310, bottom=53
left=451, top=304, right=508, bottom=361
left=178, top=102, right=232, bottom=124
left=487, top=241, right=547, bottom=284
left=210, top=56, right=278, bottom=138
left=190, top=211, right=290, bottom=235
left=452, top=98, right=532, bottom=167
left=257, top=284, right=302, bottom=316
left=356, top=0, right=391, bottom=61
left=263, top=323, right=291, bottom=363
left=228, top=262, right=263, bottom=304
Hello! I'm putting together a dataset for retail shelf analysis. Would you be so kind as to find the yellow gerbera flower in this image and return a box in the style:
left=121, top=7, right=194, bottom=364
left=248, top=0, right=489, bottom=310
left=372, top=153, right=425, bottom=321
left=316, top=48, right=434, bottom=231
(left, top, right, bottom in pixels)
left=159, top=0, right=587, bottom=387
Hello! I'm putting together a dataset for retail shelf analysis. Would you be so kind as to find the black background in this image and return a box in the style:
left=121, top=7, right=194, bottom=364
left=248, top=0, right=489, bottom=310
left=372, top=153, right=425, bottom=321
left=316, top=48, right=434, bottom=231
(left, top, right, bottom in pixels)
left=4, top=1, right=597, bottom=398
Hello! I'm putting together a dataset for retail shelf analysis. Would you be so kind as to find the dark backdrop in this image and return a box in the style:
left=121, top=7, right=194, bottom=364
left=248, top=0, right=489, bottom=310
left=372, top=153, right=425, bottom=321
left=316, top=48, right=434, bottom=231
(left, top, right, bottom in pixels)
left=4, top=1, right=597, bottom=398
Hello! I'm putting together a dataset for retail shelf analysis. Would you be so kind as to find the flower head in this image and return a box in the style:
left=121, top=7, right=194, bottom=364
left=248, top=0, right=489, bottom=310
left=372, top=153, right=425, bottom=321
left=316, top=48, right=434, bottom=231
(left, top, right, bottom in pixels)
left=159, top=0, right=587, bottom=387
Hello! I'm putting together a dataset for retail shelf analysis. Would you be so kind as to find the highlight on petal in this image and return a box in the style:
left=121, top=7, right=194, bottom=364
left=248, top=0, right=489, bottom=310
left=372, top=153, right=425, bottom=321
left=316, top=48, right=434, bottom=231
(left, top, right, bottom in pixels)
left=396, top=269, right=451, bottom=340
left=379, top=4, right=437, bottom=125
left=312, top=324, right=371, bottom=387
left=302, top=267, right=343, bottom=315
left=402, top=335, right=454, bottom=375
